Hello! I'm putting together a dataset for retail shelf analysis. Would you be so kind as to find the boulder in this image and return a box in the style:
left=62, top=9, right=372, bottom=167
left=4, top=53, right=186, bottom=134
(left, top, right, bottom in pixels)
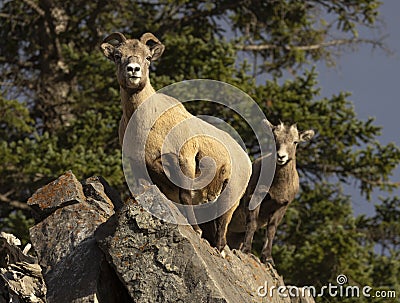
left=28, top=172, right=129, bottom=303
left=25, top=171, right=315, bottom=303
left=0, top=232, right=46, bottom=303
left=96, top=196, right=292, bottom=303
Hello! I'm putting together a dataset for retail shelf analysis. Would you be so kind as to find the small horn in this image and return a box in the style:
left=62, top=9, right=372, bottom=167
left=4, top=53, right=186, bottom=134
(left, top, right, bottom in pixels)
left=102, top=32, right=126, bottom=46
left=140, top=32, right=161, bottom=46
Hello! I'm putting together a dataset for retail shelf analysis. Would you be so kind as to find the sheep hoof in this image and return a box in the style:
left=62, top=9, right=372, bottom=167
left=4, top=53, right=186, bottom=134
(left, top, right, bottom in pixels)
left=261, top=256, right=275, bottom=267
left=219, top=245, right=229, bottom=259
left=193, top=225, right=203, bottom=237
left=240, top=246, right=251, bottom=254
left=220, top=250, right=226, bottom=258
left=248, top=253, right=259, bottom=262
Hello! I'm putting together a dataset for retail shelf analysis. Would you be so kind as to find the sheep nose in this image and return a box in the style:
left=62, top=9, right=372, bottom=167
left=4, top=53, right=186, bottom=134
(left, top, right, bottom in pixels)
left=277, top=153, right=287, bottom=164
left=127, top=63, right=141, bottom=73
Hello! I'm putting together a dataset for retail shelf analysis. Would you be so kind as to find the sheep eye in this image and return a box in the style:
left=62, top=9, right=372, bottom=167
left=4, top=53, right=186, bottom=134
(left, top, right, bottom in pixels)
left=114, top=53, right=122, bottom=61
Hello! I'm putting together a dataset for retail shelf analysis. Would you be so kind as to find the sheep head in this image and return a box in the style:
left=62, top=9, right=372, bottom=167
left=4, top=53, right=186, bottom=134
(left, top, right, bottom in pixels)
left=101, top=32, right=165, bottom=91
left=196, top=165, right=230, bottom=204
left=263, top=119, right=314, bottom=166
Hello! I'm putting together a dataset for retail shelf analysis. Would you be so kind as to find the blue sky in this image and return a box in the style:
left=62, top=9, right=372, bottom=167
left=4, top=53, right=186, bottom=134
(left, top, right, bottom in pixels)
left=315, top=1, right=400, bottom=215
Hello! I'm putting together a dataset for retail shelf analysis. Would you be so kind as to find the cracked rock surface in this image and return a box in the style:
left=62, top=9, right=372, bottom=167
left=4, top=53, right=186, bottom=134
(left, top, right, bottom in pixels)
left=12, top=171, right=315, bottom=303
left=0, top=232, right=46, bottom=303
left=96, top=195, right=291, bottom=303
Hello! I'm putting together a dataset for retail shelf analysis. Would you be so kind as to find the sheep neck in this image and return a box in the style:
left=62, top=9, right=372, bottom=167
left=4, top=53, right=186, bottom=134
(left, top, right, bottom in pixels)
left=120, top=81, right=156, bottom=120
left=270, top=158, right=299, bottom=202
left=274, top=158, right=297, bottom=182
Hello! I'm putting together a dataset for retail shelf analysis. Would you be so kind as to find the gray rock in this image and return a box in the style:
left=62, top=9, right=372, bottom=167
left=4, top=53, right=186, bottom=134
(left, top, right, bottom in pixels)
left=29, top=201, right=110, bottom=273
left=27, top=170, right=86, bottom=221
left=0, top=232, right=21, bottom=247
left=96, top=191, right=292, bottom=303
left=0, top=234, right=36, bottom=267
left=29, top=171, right=129, bottom=303
left=82, top=176, right=122, bottom=214
left=27, top=172, right=314, bottom=303
left=44, top=237, right=130, bottom=303
left=289, top=289, right=316, bottom=303
left=0, top=233, right=46, bottom=303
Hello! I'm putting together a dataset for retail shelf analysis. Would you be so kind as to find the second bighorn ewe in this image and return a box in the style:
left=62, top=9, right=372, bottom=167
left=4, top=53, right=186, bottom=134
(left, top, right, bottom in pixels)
left=227, top=119, right=314, bottom=264
left=100, top=32, right=252, bottom=251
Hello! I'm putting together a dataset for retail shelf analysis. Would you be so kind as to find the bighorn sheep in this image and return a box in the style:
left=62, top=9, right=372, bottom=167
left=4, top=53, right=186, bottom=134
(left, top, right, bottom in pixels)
left=227, top=119, right=314, bottom=264
left=100, top=32, right=252, bottom=250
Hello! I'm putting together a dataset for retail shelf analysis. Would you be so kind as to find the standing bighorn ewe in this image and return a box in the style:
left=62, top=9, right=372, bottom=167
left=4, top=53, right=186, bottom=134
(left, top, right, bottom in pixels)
left=101, top=32, right=252, bottom=251
left=227, top=119, right=314, bottom=264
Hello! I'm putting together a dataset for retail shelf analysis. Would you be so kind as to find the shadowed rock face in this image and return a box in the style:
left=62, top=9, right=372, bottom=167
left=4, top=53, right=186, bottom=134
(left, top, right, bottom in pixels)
left=28, top=172, right=129, bottom=303
left=5, top=171, right=314, bottom=303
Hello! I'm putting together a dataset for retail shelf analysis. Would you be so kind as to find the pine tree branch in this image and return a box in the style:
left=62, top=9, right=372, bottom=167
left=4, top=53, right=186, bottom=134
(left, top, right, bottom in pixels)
left=236, top=37, right=388, bottom=52
left=21, top=0, right=45, bottom=17
left=358, top=178, right=400, bottom=188
left=0, top=191, right=31, bottom=211
left=300, top=164, right=399, bottom=189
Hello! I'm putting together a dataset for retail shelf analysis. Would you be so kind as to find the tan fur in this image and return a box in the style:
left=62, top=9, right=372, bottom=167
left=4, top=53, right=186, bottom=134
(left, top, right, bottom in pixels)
left=101, top=32, right=252, bottom=250
left=227, top=120, right=314, bottom=264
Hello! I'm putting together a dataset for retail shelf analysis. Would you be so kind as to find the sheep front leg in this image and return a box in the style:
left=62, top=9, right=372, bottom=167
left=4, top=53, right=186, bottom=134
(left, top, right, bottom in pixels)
left=260, top=222, right=275, bottom=265
left=260, top=206, right=286, bottom=265
left=215, top=207, right=236, bottom=251
left=199, top=220, right=217, bottom=247
left=241, top=205, right=260, bottom=254
left=178, top=155, right=202, bottom=235
left=213, top=189, right=239, bottom=251
left=179, top=188, right=202, bottom=236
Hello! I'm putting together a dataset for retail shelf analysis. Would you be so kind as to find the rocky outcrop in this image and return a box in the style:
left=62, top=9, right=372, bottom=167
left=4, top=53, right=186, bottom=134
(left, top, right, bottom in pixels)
left=95, top=197, right=291, bottom=303
left=27, top=171, right=129, bottom=303
left=0, top=232, right=46, bottom=303
left=2, top=171, right=315, bottom=303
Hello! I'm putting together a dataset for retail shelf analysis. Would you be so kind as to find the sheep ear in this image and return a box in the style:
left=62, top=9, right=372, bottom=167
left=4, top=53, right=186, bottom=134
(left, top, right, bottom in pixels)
left=101, top=32, right=126, bottom=61
left=262, top=119, right=275, bottom=130
left=100, top=43, right=115, bottom=61
left=140, top=32, right=165, bottom=61
left=150, top=43, right=165, bottom=61
left=299, top=129, right=315, bottom=142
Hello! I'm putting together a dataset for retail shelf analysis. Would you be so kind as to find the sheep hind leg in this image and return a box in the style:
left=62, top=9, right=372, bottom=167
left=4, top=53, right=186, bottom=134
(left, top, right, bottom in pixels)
left=241, top=206, right=260, bottom=254
left=179, top=188, right=202, bottom=236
